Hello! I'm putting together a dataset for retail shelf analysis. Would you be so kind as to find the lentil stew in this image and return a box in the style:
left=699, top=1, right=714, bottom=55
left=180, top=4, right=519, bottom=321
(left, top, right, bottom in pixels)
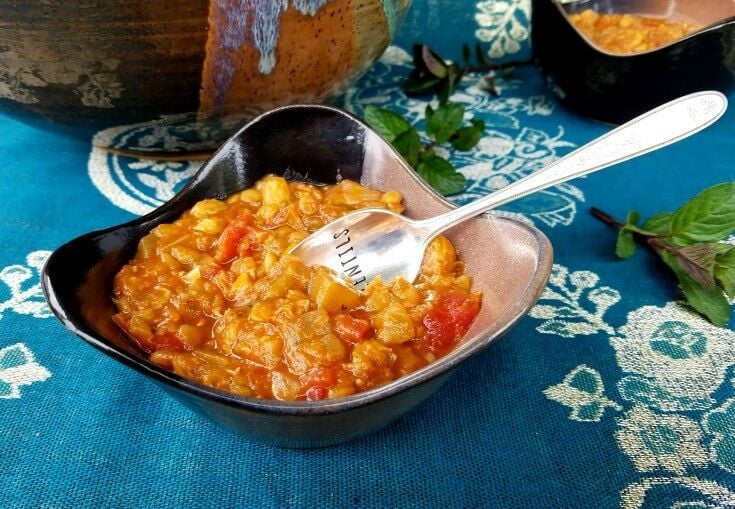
left=569, top=9, right=701, bottom=54
left=112, top=175, right=482, bottom=401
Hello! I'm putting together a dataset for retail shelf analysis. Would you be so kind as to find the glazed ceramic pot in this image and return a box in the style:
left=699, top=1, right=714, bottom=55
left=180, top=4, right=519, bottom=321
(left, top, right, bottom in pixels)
left=0, top=1, right=410, bottom=150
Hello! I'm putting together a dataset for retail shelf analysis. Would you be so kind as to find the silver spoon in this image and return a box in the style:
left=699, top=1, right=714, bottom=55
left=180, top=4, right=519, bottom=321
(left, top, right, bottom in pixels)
left=290, top=91, right=727, bottom=288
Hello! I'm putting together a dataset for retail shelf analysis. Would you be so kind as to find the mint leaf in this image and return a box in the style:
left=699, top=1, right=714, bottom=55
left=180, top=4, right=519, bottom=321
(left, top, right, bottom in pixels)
left=714, top=245, right=735, bottom=298
left=642, top=212, right=671, bottom=235
left=471, top=119, right=486, bottom=131
left=416, top=155, right=466, bottom=196
left=672, top=244, right=717, bottom=290
left=451, top=125, right=483, bottom=151
left=616, top=229, right=636, bottom=259
left=405, top=76, right=441, bottom=94
left=677, top=243, right=717, bottom=274
left=420, top=45, right=448, bottom=78
left=426, top=103, right=465, bottom=144
left=616, top=211, right=639, bottom=259
left=660, top=251, right=730, bottom=326
left=392, top=128, right=421, bottom=167
left=363, top=106, right=411, bottom=142
left=626, top=211, right=640, bottom=226
left=669, top=182, right=735, bottom=244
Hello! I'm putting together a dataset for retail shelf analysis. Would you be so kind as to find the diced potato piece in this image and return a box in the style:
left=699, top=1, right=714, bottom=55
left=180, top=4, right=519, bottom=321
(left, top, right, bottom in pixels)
left=259, top=175, right=291, bottom=206
left=256, top=204, right=279, bottom=222
left=332, top=179, right=382, bottom=205
left=329, top=385, right=356, bottom=398
left=308, top=269, right=360, bottom=314
left=239, top=188, right=262, bottom=205
left=364, top=278, right=391, bottom=312
left=271, top=371, right=301, bottom=400
left=176, top=324, right=206, bottom=349
left=249, top=301, right=274, bottom=322
left=348, top=340, right=397, bottom=388
left=149, top=348, right=177, bottom=369
left=230, top=272, right=253, bottom=298
left=390, top=278, right=421, bottom=308
left=380, top=190, right=402, bottom=206
left=297, top=192, right=319, bottom=215
left=280, top=310, right=346, bottom=375
left=193, top=218, right=225, bottom=235
left=393, top=345, right=427, bottom=376
left=190, top=199, right=227, bottom=218
left=374, top=301, right=415, bottom=344
left=138, top=235, right=158, bottom=260
left=230, top=257, right=257, bottom=278
left=262, top=251, right=278, bottom=273
left=454, top=274, right=472, bottom=291
left=233, top=334, right=283, bottom=370
left=128, top=315, right=154, bottom=341
left=421, top=235, right=457, bottom=276
left=169, top=246, right=202, bottom=266
left=151, top=223, right=183, bottom=239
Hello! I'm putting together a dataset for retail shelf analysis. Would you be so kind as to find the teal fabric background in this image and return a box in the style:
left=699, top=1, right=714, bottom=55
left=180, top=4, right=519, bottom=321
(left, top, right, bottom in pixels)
left=2, top=1, right=735, bottom=507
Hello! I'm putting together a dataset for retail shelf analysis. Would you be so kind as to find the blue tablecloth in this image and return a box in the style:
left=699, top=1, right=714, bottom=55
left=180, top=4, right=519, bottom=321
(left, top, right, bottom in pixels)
left=3, top=1, right=735, bottom=507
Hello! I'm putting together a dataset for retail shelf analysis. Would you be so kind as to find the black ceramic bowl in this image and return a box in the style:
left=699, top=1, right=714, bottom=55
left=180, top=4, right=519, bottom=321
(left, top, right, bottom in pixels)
left=532, top=0, right=735, bottom=123
left=42, top=105, right=552, bottom=448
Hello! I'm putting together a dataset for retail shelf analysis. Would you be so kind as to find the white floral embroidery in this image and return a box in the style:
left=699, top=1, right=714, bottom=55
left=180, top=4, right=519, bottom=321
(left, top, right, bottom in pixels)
left=455, top=126, right=580, bottom=227
left=703, top=398, right=735, bottom=474
left=615, top=405, right=708, bottom=474
left=621, top=477, right=735, bottom=509
left=88, top=116, right=214, bottom=215
left=612, top=302, right=735, bottom=411
left=474, top=0, right=531, bottom=58
left=0, top=343, right=51, bottom=399
left=671, top=504, right=719, bottom=509
left=529, top=264, right=620, bottom=337
left=543, top=365, right=621, bottom=422
left=0, top=251, right=52, bottom=320
left=131, top=161, right=201, bottom=202
left=344, top=49, right=583, bottom=228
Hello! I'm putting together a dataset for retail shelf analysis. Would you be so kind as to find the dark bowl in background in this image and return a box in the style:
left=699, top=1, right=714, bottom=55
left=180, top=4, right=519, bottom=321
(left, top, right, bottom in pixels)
left=41, top=105, right=553, bottom=448
left=532, top=0, right=735, bottom=123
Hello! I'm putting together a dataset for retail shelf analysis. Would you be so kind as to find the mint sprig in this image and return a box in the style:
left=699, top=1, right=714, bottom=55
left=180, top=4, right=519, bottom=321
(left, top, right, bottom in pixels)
left=364, top=103, right=484, bottom=196
left=363, top=43, right=528, bottom=196
left=592, top=182, right=735, bottom=326
left=405, top=43, right=530, bottom=103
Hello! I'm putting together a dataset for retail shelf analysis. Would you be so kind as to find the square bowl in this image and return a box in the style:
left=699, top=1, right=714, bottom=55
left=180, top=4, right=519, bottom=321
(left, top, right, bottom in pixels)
left=42, top=105, right=553, bottom=448
left=532, top=0, right=735, bottom=123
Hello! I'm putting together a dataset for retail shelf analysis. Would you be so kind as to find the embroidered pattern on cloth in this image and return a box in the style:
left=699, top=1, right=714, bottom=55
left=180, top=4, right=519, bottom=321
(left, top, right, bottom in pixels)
left=0, top=250, right=52, bottom=321
left=0, top=343, right=51, bottom=399
left=537, top=265, right=735, bottom=507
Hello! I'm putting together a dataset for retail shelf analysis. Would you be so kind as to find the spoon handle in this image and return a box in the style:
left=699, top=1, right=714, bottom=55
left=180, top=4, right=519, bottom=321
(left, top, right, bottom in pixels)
left=416, top=91, right=728, bottom=239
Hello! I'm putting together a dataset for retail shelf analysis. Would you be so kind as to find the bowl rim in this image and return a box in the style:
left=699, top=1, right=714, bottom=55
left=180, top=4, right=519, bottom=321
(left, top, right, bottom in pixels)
left=550, top=0, right=735, bottom=58
left=42, top=103, right=553, bottom=416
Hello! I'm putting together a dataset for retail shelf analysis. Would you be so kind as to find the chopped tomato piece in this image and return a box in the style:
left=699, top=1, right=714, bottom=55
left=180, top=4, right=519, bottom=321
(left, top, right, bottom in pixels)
left=333, top=310, right=373, bottom=344
left=422, top=289, right=481, bottom=352
left=214, top=212, right=253, bottom=263
left=112, top=313, right=184, bottom=352
left=301, top=366, right=339, bottom=400
left=303, top=365, right=338, bottom=389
